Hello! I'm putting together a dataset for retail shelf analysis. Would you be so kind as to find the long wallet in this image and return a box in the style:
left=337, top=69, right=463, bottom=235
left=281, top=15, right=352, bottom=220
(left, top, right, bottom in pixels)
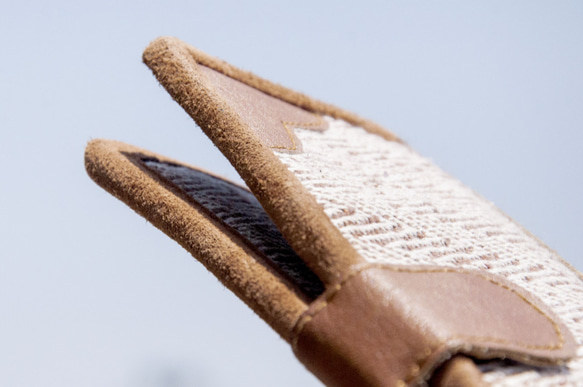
left=85, top=37, right=583, bottom=386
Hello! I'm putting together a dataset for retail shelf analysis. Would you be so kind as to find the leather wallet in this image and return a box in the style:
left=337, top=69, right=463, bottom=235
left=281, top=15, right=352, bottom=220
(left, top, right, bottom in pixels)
left=85, top=37, right=583, bottom=386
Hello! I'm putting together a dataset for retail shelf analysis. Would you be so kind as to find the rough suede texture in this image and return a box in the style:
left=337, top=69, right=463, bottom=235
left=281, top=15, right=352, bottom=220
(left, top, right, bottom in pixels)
left=143, top=36, right=365, bottom=285
left=84, top=139, right=307, bottom=339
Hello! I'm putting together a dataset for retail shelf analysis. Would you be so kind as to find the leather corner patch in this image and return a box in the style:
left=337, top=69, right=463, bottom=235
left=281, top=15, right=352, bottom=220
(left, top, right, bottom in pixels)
left=199, top=65, right=328, bottom=152
left=291, top=265, right=576, bottom=387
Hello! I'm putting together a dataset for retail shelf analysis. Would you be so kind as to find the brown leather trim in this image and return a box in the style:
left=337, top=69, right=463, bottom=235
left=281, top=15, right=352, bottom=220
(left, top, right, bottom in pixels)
left=84, top=139, right=308, bottom=339
left=291, top=265, right=576, bottom=386
left=171, top=38, right=399, bottom=143
left=143, top=36, right=363, bottom=285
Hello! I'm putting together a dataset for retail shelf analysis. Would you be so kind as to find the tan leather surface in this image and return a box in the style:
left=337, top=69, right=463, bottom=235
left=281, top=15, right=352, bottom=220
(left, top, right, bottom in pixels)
left=292, top=265, right=576, bottom=386
left=199, top=65, right=328, bottom=152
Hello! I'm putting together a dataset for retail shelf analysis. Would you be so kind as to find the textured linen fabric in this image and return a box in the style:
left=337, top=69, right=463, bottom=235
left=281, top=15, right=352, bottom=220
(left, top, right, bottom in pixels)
left=275, top=117, right=583, bottom=386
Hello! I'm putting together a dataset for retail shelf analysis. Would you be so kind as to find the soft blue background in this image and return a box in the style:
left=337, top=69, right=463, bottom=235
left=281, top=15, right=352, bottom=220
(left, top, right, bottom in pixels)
left=1, top=1, right=581, bottom=386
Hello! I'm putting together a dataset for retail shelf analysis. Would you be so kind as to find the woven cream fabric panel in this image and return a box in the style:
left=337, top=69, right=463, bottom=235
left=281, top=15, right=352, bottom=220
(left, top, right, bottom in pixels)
left=275, top=118, right=583, bottom=386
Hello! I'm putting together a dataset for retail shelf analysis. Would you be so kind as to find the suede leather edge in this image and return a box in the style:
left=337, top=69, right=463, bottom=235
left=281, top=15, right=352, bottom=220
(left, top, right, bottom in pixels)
left=84, top=138, right=308, bottom=340
left=174, top=38, right=399, bottom=143
left=143, top=36, right=363, bottom=285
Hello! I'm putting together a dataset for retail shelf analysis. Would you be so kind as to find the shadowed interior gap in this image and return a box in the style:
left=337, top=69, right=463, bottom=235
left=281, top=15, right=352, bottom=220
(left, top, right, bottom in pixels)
left=140, top=157, right=325, bottom=300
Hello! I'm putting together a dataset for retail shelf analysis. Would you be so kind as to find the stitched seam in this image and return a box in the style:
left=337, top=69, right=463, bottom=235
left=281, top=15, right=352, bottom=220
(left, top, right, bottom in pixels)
left=291, top=264, right=565, bottom=376
left=271, top=115, right=327, bottom=151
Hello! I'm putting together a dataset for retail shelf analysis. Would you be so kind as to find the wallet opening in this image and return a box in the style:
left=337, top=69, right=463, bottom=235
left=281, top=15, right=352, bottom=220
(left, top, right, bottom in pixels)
left=136, top=155, right=325, bottom=301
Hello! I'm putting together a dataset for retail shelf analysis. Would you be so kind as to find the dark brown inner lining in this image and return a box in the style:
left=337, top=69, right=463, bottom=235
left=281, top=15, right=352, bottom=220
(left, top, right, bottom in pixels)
left=139, top=156, right=325, bottom=300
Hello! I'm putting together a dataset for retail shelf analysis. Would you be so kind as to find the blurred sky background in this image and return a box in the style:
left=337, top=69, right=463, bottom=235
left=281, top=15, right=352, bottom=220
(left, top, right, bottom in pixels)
left=1, top=1, right=582, bottom=386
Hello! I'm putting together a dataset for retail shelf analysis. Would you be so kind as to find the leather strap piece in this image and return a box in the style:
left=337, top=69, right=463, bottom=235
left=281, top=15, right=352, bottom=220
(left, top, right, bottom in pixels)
left=291, top=265, right=576, bottom=387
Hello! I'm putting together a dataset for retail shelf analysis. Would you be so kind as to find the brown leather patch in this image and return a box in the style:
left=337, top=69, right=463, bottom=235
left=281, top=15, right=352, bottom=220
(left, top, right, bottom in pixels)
left=292, top=265, right=576, bottom=387
left=199, top=65, right=328, bottom=152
